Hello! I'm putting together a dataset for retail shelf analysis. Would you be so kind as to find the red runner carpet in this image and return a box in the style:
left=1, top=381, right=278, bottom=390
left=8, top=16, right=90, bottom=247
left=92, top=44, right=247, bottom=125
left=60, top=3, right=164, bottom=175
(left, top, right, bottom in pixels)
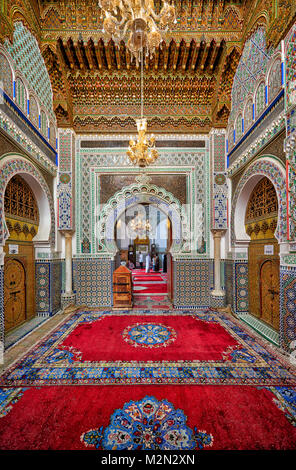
left=132, top=270, right=168, bottom=294
left=133, top=284, right=168, bottom=294
left=0, top=385, right=295, bottom=450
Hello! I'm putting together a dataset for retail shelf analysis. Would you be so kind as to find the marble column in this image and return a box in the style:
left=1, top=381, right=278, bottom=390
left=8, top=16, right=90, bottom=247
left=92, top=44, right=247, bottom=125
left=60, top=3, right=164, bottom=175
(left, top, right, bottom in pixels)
left=210, top=229, right=226, bottom=308
left=61, top=231, right=76, bottom=310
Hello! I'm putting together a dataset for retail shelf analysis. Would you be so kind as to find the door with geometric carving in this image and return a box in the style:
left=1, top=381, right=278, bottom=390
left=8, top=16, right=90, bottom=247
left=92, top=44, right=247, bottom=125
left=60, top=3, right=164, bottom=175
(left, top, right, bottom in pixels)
left=245, top=177, right=280, bottom=331
left=260, top=260, right=280, bottom=330
left=4, top=174, right=39, bottom=330
left=4, top=258, right=26, bottom=332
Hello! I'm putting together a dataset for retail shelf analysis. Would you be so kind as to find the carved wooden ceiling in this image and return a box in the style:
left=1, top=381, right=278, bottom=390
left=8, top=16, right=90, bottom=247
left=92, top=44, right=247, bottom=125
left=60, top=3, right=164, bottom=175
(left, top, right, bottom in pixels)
left=2, top=0, right=296, bottom=133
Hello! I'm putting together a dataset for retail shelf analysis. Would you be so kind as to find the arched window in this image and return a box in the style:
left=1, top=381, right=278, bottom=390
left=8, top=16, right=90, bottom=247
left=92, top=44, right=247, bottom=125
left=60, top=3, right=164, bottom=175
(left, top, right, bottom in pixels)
left=255, top=81, right=265, bottom=119
left=244, top=99, right=253, bottom=132
left=268, top=59, right=282, bottom=103
left=15, top=77, right=27, bottom=112
left=49, top=121, right=56, bottom=148
left=0, top=53, right=13, bottom=97
left=245, top=177, right=278, bottom=231
left=40, top=110, right=47, bottom=136
left=29, top=94, right=39, bottom=128
left=4, top=175, right=39, bottom=225
left=236, top=113, right=243, bottom=141
left=228, top=124, right=234, bottom=150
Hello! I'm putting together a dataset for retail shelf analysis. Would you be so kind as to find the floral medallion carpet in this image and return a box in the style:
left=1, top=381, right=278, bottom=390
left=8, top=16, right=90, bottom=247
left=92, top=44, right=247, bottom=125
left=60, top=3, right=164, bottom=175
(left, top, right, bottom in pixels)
left=0, top=308, right=295, bottom=450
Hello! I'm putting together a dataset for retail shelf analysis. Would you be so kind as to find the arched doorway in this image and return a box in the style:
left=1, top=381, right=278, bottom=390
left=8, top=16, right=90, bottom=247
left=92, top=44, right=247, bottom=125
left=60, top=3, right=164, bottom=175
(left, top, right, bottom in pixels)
left=114, top=203, right=171, bottom=301
left=3, top=175, right=39, bottom=332
left=245, top=176, right=280, bottom=330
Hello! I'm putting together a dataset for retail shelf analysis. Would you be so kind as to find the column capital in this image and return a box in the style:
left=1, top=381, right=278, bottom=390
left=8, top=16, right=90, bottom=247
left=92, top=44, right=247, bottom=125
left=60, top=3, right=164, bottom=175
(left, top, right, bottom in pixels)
left=61, top=230, right=75, bottom=238
left=211, top=229, right=226, bottom=238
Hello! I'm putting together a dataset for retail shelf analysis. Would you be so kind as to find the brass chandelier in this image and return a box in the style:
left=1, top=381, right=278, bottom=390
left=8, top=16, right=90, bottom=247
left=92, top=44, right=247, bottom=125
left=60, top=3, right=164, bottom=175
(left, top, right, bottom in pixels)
left=126, top=28, right=159, bottom=167
left=99, top=0, right=176, bottom=167
left=98, top=0, right=177, bottom=64
left=129, top=215, right=152, bottom=234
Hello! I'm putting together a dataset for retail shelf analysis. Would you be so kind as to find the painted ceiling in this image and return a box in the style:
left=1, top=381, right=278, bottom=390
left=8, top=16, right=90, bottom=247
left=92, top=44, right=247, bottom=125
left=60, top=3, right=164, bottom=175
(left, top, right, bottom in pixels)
left=1, top=0, right=296, bottom=133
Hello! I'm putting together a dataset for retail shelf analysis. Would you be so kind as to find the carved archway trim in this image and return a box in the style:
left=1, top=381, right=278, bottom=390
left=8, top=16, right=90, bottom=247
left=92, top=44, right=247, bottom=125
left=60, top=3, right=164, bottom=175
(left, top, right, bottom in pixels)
left=231, top=156, right=286, bottom=245
left=0, top=154, right=55, bottom=247
left=96, top=182, right=189, bottom=256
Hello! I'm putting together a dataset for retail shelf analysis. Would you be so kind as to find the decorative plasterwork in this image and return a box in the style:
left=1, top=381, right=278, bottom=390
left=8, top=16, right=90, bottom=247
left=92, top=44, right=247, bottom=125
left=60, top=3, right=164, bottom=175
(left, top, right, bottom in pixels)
left=0, top=109, right=57, bottom=175
left=0, top=155, right=56, bottom=247
left=231, top=156, right=287, bottom=245
left=77, top=133, right=209, bottom=142
left=4, top=21, right=55, bottom=121
left=97, top=182, right=189, bottom=258
left=57, top=128, right=75, bottom=231
left=227, top=112, right=285, bottom=176
left=75, top=145, right=210, bottom=259
left=284, top=22, right=296, bottom=241
left=37, top=0, right=249, bottom=130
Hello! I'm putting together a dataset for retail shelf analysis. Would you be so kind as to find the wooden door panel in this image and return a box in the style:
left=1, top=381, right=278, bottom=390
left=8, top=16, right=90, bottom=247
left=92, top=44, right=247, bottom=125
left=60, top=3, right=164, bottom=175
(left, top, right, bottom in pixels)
left=260, top=260, right=280, bottom=330
left=4, top=259, right=26, bottom=332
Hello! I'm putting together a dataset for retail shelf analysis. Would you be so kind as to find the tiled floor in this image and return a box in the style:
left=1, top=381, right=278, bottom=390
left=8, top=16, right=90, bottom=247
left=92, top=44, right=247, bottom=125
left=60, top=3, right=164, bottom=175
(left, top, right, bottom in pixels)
left=1, top=295, right=173, bottom=374
left=5, top=317, right=48, bottom=350
left=1, top=311, right=73, bottom=374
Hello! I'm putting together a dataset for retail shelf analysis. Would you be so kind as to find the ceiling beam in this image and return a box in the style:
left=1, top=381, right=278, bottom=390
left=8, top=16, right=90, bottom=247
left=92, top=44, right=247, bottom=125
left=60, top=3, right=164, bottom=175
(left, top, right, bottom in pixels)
left=154, top=47, right=159, bottom=70
left=126, top=46, right=131, bottom=70
left=114, top=44, right=121, bottom=70
left=199, top=41, right=210, bottom=71
left=83, top=41, right=95, bottom=70
left=173, top=43, right=180, bottom=70
left=88, top=39, right=99, bottom=69
left=62, top=40, right=74, bottom=70
left=67, top=39, right=80, bottom=70
left=94, top=40, right=103, bottom=69
left=208, top=40, right=221, bottom=72
left=105, top=42, right=112, bottom=70
left=57, top=39, right=71, bottom=71
left=191, top=42, right=200, bottom=70
left=182, top=42, right=190, bottom=70
left=73, top=40, right=85, bottom=70
left=163, top=42, right=169, bottom=70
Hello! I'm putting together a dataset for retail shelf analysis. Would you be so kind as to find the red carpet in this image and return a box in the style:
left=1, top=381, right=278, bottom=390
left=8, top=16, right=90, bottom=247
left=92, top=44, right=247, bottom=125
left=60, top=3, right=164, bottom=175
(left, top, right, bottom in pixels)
left=0, top=385, right=295, bottom=450
left=133, top=276, right=164, bottom=281
left=132, top=269, right=168, bottom=294
left=133, top=283, right=168, bottom=294
left=60, top=314, right=239, bottom=362
left=1, top=309, right=296, bottom=450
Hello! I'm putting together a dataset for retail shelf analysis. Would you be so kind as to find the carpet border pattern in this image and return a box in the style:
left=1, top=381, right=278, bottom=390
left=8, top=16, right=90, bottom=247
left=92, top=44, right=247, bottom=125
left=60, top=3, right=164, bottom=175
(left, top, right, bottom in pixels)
left=0, top=309, right=296, bottom=387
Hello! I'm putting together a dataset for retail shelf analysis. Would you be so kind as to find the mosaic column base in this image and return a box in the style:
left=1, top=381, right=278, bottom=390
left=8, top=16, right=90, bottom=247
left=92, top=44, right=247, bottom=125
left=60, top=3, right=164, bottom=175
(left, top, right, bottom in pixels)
left=61, top=292, right=76, bottom=310
left=210, top=291, right=226, bottom=308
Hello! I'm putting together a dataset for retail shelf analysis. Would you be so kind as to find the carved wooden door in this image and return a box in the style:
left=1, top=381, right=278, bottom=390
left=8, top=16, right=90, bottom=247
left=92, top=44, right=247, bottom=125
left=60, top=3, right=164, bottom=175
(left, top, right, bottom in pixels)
left=4, top=259, right=26, bottom=332
left=260, top=260, right=280, bottom=330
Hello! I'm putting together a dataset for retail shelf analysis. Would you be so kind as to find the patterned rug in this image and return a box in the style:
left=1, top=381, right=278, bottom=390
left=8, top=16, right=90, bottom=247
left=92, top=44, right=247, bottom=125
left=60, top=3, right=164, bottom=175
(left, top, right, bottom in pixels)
left=0, top=308, right=296, bottom=450
left=0, top=309, right=295, bottom=387
left=0, top=384, right=295, bottom=450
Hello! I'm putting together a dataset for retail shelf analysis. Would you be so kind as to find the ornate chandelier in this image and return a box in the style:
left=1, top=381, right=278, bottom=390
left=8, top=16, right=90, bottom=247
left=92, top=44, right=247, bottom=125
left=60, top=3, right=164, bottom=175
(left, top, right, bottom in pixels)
left=99, top=0, right=177, bottom=64
left=126, top=29, right=159, bottom=167
left=127, top=117, right=158, bottom=167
